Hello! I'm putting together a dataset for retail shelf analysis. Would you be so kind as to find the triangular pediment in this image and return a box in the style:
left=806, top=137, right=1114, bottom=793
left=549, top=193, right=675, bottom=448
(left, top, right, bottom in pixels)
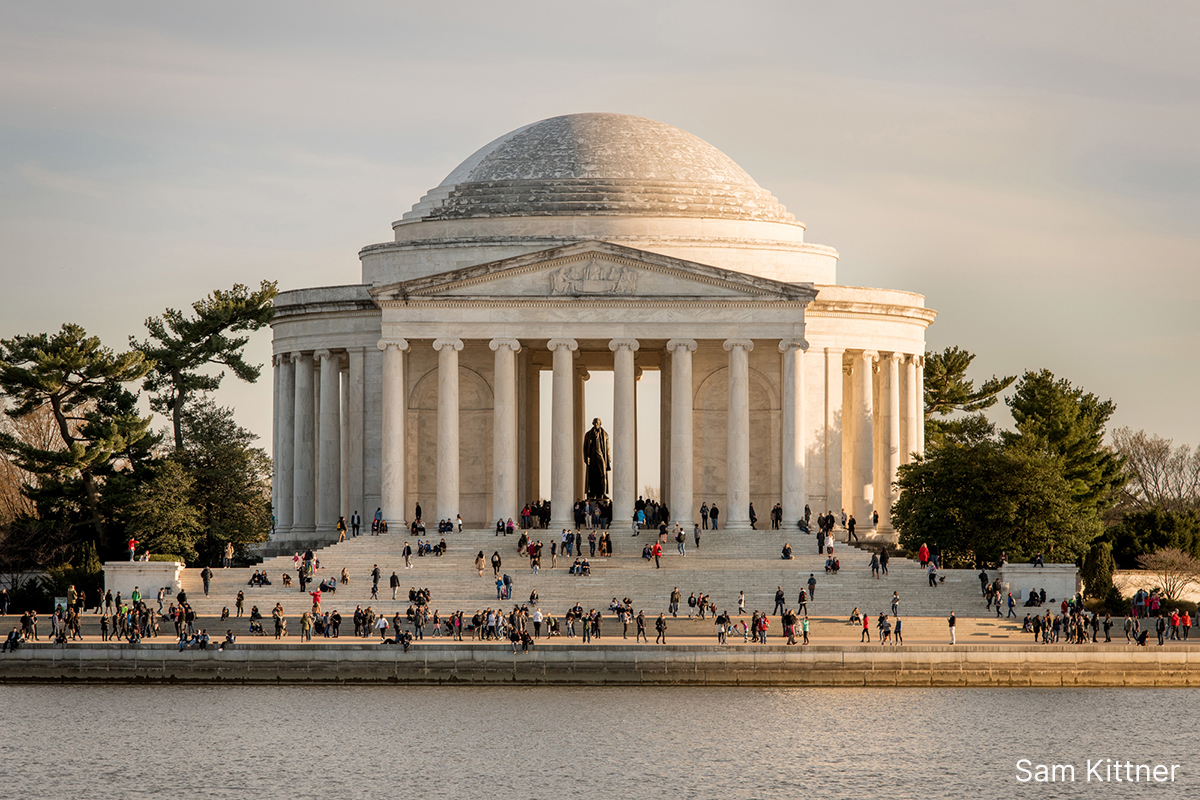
left=370, top=241, right=816, bottom=303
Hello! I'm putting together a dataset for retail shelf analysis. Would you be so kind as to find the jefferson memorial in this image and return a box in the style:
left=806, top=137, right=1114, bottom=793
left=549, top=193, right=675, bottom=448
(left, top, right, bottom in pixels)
left=268, top=113, right=934, bottom=550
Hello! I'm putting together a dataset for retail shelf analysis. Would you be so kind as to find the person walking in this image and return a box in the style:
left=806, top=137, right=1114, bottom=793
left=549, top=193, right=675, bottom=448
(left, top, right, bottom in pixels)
left=636, top=611, right=648, bottom=642
left=738, top=590, right=746, bottom=616
left=655, top=613, right=667, bottom=644
left=491, top=551, right=502, bottom=577
left=801, top=616, right=809, bottom=645
left=403, top=541, right=413, bottom=569
left=807, top=574, right=817, bottom=601
left=894, top=615, right=903, bottom=646
left=846, top=516, right=857, bottom=543
left=891, top=591, right=899, bottom=617
left=773, top=587, right=785, bottom=616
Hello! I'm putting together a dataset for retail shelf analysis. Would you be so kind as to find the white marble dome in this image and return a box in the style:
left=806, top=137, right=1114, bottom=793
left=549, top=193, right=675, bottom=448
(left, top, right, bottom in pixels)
left=402, top=113, right=798, bottom=225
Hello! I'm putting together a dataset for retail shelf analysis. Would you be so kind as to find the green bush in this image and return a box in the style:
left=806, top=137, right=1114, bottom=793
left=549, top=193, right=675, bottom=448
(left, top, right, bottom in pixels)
left=148, top=553, right=183, bottom=562
left=1105, top=509, right=1200, bottom=569
left=6, top=576, right=57, bottom=614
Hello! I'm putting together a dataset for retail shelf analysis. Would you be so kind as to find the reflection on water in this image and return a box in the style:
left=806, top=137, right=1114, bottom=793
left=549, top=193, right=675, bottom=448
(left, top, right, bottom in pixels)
left=0, top=686, right=1195, bottom=799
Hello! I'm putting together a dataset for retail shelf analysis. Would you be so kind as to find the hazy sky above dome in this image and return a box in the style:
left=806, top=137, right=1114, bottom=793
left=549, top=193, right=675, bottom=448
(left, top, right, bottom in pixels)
left=1, top=1, right=1198, bottom=464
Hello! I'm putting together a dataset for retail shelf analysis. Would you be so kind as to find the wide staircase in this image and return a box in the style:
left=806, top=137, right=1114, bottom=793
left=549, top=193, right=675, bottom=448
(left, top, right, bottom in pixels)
left=178, top=527, right=992, bottom=637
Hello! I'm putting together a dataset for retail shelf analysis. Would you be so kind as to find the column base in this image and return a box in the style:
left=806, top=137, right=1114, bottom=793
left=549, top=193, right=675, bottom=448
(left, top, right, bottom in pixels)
left=549, top=518, right=574, bottom=532
left=719, top=520, right=755, bottom=533
left=867, top=526, right=899, bottom=544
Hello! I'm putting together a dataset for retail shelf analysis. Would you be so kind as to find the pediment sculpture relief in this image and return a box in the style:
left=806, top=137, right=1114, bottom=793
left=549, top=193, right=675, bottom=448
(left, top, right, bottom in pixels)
left=549, top=260, right=638, bottom=295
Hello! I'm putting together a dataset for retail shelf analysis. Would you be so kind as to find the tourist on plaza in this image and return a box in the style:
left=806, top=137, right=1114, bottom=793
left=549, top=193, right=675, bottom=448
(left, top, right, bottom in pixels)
left=655, top=613, right=667, bottom=643
left=948, top=611, right=957, bottom=645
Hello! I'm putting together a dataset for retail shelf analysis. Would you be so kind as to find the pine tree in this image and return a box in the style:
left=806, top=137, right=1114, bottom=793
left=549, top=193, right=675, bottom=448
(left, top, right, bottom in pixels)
left=1002, top=369, right=1127, bottom=515
left=0, top=324, right=153, bottom=544
left=133, top=281, right=276, bottom=451
left=923, top=346, right=1014, bottom=449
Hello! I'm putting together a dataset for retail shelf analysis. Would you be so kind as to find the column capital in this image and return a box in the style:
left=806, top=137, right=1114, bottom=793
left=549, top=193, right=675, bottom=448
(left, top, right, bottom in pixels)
left=488, top=337, right=522, bottom=353
left=576, top=365, right=591, bottom=381
left=859, top=349, right=879, bottom=362
left=884, top=351, right=904, bottom=365
left=289, top=351, right=305, bottom=363
left=376, top=338, right=410, bottom=352
left=608, top=338, right=641, bottom=352
left=634, top=366, right=644, bottom=380
left=723, top=338, right=754, bottom=352
left=273, top=353, right=286, bottom=367
left=909, top=353, right=925, bottom=367
left=432, top=338, right=464, bottom=352
left=547, top=338, right=578, bottom=353
left=778, top=338, right=810, bottom=353
left=314, top=348, right=340, bottom=362
left=665, top=338, right=697, bottom=353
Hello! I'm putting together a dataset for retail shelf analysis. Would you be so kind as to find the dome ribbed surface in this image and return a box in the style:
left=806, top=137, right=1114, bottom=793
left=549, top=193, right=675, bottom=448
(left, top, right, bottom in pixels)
left=402, top=113, right=796, bottom=224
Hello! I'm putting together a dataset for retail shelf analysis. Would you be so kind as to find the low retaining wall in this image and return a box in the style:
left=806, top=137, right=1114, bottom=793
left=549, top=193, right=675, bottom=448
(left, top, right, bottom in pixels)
left=2, top=643, right=1198, bottom=687
left=998, top=563, right=1079, bottom=602
left=103, top=561, right=184, bottom=602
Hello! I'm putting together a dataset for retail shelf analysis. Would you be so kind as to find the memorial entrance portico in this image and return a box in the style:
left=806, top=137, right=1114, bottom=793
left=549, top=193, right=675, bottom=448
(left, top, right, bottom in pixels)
left=266, top=113, right=935, bottom=555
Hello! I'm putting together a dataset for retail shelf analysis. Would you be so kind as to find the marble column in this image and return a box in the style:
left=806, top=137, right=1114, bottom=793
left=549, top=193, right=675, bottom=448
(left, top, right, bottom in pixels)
left=634, top=366, right=642, bottom=498
left=724, top=339, right=754, bottom=530
left=573, top=365, right=590, bottom=500
left=780, top=339, right=809, bottom=530
left=852, top=350, right=877, bottom=530
left=666, top=339, right=696, bottom=525
left=490, top=338, right=521, bottom=525
left=548, top=338, right=577, bottom=529
left=823, top=347, right=843, bottom=517
left=347, top=347, right=365, bottom=520
left=276, top=355, right=295, bottom=535
left=433, top=338, right=463, bottom=524
left=841, top=356, right=855, bottom=518
left=915, top=355, right=926, bottom=457
left=316, top=350, right=342, bottom=535
left=609, top=339, right=639, bottom=527
left=339, top=362, right=350, bottom=520
left=291, top=352, right=315, bottom=539
left=879, top=352, right=902, bottom=537
left=378, top=339, right=409, bottom=527
left=271, top=355, right=280, bottom=530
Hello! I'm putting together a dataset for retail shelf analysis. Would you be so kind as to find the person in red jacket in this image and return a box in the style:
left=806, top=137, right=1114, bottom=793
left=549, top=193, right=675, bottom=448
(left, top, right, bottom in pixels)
left=861, top=612, right=871, bottom=642
left=127, top=538, right=139, bottom=561
left=917, top=543, right=929, bottom=567
left=651, top=542, right=663, bottom=569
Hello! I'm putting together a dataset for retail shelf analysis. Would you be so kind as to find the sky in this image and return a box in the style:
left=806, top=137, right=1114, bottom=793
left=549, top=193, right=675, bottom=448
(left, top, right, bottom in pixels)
left=2, top=1, right=1198, bottom=477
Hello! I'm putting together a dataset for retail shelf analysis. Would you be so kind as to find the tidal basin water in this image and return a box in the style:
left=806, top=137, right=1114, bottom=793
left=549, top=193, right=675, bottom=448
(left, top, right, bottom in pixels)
left=1, top=685, right=1196, bottom=799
